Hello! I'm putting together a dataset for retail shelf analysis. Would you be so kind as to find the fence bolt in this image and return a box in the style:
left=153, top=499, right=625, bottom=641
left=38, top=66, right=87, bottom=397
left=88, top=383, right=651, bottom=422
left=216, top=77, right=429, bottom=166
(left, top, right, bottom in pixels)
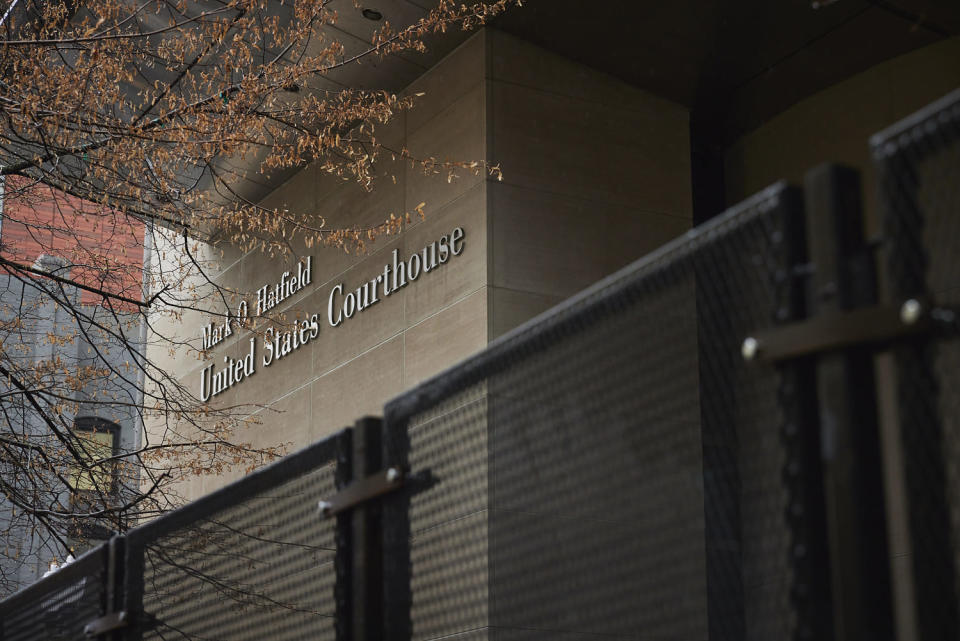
left=741, top=336, right=760, bottom=361
left=386, top=467, right=401, bottom=483
left=317, top=500, right=333, bottom=516
left=82, top=611, right=127, bottom=637
left=900, top=299, right=922, bottom=325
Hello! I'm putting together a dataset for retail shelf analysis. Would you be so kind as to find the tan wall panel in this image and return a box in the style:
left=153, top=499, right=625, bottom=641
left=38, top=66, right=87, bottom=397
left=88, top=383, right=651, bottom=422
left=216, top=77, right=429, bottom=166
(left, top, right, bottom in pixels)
left=486, top=29, right=660, bottom=112
left=725, top=36, right=960, bottom=236
left=403, top=287, right=488, bottom=388
left=145, top=31, right=491, bottom=486
left=490, top=183, right=690, bottom=298
left=406, top=32, right=486, bottom=135
left=403, top=183, right=486, bottom=326
left=405, top=84, right=486, bottom=219
left=489, top=286, right=564, bottom=340
left=308, top=246, right=407, bottom=380
left=485, top=29, right=692, bottom=342
left=489, top=79, right=690, bottom=216
left=311, top=334, right=405, bottom=437
left=202, top=385, right=315, bottom=494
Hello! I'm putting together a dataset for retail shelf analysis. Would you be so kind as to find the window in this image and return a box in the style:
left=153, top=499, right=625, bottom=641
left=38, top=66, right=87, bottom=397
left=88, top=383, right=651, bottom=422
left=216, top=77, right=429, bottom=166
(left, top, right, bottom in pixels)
left=69, top=417, right=119, bottom=495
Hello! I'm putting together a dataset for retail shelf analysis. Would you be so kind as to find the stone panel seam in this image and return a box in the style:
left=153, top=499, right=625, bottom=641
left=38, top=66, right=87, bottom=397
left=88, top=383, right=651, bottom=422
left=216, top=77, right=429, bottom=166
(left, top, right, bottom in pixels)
left=490, top=74, right=687, bottom=116
left=241, top=329, right=405, bottom=418
left=492, top=180, right=693, bottom=222
left=405, top=78, right=486, bottom=142
left=404, top=284, right=486, bottom=333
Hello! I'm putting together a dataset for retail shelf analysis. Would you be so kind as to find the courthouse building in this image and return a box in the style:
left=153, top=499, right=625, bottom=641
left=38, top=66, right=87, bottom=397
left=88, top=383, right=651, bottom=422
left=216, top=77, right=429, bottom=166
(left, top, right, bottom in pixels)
left=149, top=1, right=960, bottom=500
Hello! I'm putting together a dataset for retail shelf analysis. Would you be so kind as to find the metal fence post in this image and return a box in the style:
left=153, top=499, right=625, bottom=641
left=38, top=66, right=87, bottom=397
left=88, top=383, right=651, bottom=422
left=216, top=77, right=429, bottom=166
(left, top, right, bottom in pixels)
left=105, top=535, right=125, bottom=641
left=351, top=416, right=385, bottom=641
left=803, top=164, right=894, bottom=641
left=122, top=532, right=144, bottom=641
left=334, top=428, right=354, bottom=641
left=381, top=417, right=411, bottom=641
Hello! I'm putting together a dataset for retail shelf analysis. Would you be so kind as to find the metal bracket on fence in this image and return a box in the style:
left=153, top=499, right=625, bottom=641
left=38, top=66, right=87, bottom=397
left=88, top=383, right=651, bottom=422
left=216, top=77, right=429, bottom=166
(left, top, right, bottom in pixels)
left=83, top=534, right=128, bottom=638
left=83, top=611, right=128, bottom=637
left=741, top=299, right=958, bottom=363
left=318, top=467, right=403, bottom=519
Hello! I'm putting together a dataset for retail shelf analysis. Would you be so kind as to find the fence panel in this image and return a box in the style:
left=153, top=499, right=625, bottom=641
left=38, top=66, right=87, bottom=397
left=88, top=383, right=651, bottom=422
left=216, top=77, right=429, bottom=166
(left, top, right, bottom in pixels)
left=873, top=87, right=960, bottom=641
left=121, top=432, right=349, bottom=641
left=0, top=543, right=107, bottom=641
left=383, top=183, right=826, bottom=641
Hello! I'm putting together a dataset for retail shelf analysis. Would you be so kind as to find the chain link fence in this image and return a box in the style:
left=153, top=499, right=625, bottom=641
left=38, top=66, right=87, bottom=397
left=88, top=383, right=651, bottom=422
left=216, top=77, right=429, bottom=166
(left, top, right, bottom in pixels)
left=873, top=87, right=960, bottom=641
left=124, top=435, right=348, bottom=641
left=0, top=545, right=106, bottom=641
left=383, top=183, right=819, bottom=641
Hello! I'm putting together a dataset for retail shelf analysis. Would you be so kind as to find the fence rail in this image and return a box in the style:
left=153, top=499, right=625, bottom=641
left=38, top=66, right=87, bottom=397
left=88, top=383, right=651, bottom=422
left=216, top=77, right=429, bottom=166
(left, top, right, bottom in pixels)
left=3, top=88, right=960, bottom=641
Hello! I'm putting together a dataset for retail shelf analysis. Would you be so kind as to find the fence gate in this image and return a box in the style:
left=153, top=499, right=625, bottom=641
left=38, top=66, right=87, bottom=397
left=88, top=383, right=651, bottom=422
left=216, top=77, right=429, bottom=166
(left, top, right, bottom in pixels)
left=1, top=89, right=960, bottom=641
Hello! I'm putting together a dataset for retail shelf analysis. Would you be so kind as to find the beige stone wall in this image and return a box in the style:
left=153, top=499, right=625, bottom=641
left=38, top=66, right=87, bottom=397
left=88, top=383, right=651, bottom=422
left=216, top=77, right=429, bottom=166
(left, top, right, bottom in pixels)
left=146, top=33, right=491, bottom=500
left=725, top=36, right=960, bottom=237
left=485, top=30, right=693, bottom=338
left=146, top=29, right=695, bottom=502
left=244, top=33, right=490, bottom=440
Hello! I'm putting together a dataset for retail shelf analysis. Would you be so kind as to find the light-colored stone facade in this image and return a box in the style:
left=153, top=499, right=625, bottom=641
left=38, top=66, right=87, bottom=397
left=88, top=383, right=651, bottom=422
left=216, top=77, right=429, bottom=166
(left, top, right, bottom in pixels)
left=146, top=28, right=693, bottom=499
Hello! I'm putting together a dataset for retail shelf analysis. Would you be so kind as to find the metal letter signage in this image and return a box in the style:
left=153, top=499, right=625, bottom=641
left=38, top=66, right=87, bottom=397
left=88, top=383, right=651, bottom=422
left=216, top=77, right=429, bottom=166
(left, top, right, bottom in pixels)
left=197, top=227, right=466, bottom=401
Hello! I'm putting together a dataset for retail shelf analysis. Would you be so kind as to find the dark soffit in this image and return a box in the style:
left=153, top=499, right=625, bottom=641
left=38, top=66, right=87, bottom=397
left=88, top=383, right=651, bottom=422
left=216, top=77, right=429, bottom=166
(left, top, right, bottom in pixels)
left=490, top=0, right=960, bottom=143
